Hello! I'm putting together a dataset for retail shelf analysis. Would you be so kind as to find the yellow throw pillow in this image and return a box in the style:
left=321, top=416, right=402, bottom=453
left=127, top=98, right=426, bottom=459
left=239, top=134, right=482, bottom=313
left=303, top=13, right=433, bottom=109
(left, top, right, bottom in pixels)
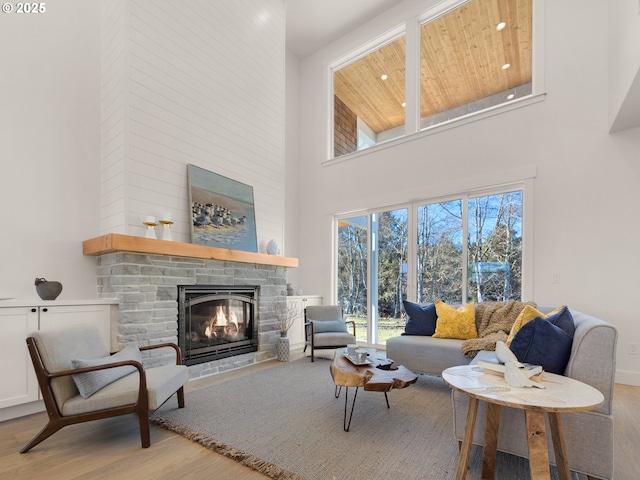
left=505, top=305, right=565, bottom=346
left=432, top=301, right=477, bottom=340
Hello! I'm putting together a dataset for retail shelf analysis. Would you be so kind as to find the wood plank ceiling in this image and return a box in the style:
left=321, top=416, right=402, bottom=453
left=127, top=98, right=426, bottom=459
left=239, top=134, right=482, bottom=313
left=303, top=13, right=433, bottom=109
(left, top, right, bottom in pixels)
left=333, top=0, right=532, bottom=134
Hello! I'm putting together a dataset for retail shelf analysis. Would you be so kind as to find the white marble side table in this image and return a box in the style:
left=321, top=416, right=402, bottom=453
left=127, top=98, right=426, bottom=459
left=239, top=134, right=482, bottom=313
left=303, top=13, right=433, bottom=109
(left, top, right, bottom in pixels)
left=442, top=365, right=604, bottom=480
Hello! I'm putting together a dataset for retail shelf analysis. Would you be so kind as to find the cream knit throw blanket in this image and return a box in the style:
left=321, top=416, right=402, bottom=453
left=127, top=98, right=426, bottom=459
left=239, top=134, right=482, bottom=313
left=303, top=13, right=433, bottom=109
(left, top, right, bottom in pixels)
left=461, top=300, right=536, bottom=358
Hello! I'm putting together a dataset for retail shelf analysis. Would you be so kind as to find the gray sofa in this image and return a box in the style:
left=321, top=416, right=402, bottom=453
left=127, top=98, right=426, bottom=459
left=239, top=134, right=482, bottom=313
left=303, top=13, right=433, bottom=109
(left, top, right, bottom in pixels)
left=386, top=307, right=618, bottom=480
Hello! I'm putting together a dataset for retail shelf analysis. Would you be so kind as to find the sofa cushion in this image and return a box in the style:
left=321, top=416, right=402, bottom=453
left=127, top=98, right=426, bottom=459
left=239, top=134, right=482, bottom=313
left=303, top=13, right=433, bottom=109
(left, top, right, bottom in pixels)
left=509, top=306, right=575, bottom=374
left=71, top=346, right=141, bottom=399
left=386, top=335, right=468, bottom=376
left=505, top=304, right=565, bottom=346
left=433, top=301, right=478, bottom=340
left=309, top=319, right=348, bottom=333
left=402, top=301, right=437, bottom=336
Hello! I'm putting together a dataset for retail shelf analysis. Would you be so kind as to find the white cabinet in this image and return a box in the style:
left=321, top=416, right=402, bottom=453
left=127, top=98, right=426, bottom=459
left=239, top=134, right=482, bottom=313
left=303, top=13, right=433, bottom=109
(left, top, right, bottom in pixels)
left=0, top=307, right=39, bottom=408
left=286, top=295, right=322, bottom=349
left=38, top=304, right=113, bottom=347
left=0, top=300, right=117, bottom=419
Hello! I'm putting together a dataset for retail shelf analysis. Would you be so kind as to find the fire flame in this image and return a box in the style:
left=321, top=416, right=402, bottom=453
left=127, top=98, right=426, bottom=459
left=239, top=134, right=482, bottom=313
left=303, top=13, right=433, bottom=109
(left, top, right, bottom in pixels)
left=205, top=306, right=239, bottom=338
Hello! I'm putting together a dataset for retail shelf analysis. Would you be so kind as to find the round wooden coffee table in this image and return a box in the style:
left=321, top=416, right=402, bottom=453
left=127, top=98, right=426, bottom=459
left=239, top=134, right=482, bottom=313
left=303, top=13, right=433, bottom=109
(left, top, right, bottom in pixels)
left=330, top=348, right=418, bottom=431
left=442, top=365, right=604, bottom=480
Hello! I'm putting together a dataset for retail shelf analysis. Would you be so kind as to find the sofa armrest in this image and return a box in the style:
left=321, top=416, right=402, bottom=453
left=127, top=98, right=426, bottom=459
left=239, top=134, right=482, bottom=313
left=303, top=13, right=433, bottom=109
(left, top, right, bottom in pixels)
left=564, top=310, right=617, bottom=415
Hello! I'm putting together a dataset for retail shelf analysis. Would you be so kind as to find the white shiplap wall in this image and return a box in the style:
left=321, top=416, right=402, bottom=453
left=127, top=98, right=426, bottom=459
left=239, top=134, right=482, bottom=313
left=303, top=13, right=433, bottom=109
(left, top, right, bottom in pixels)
left=101, top=0, right=128, bottom=234
left=100, top=0, right=286, bottom=251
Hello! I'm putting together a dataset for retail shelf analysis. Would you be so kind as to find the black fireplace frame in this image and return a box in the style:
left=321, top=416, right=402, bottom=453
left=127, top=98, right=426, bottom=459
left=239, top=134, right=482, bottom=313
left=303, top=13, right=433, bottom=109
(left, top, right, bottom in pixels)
left=178, top=285, right=259, bottom=366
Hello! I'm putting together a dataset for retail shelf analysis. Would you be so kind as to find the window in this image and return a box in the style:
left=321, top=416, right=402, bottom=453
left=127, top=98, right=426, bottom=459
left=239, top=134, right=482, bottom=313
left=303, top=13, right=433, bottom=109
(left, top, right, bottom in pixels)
left=333, top=35, right=406, bottom=158
left=372, top=208, right=408, bottom=344
left=329, top=0, right=534, bottom=160
left=416, top=199, right=463, bottom=303
left=417, top=190, right=523, bottom=304
left=337, top=216, right=368, bottom=341
left=467, top=191, right=523, bottom=302
left=420, top=0, right=532, bottom=129
left=337, top=186, right=524, bottom=345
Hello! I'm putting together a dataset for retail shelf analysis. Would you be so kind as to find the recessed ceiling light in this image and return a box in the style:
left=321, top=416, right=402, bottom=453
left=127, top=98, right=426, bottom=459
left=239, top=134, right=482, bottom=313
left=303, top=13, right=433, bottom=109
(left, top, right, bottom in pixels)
left=381, top=74, right=388, bottom=80
left=496, top=22, right=506, bottom=31
left=507, top=93, right=515, bottom=100
left=402, top=102, right=406, bottom=107
left=502, top=63, right=511, bottom=70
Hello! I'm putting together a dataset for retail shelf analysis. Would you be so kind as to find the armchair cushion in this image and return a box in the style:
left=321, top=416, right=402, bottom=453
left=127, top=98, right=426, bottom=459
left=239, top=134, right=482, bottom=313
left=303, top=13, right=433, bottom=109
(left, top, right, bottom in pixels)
left=62, top=364, right=189, bottom=415
left=71, top=346, right=142, bottom=399
left=309, top=319, right=349, bottom=333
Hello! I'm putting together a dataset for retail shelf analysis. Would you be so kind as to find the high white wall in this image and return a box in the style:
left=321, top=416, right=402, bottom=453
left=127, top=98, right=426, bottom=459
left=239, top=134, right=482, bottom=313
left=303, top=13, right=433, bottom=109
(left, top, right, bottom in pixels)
left=294, top=0, right=640, bottom=385
left=0, top=0, right=101, bottom=301
left=100, top=0, right=286, bottom=251
left=285, top=48, right=301, bottom=289
left=0, top=0, right=286, bottom=301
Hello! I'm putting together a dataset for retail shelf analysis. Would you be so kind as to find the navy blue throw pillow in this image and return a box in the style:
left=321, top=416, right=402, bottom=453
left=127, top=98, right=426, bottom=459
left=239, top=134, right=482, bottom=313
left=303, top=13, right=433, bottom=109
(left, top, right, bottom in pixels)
left=402, top=301, right=437, bottom=336
left=509, top=307, right=575, bottom=374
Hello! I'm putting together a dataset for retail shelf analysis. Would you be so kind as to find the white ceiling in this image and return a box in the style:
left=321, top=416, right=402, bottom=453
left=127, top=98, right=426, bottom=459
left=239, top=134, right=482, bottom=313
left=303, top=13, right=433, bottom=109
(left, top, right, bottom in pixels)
left=285, top=0, right=404, bottom=59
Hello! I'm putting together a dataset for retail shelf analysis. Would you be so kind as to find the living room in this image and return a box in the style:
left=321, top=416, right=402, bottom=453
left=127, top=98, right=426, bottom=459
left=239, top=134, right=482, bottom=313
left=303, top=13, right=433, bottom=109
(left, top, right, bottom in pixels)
left=1, top=0, right=639, bottom=478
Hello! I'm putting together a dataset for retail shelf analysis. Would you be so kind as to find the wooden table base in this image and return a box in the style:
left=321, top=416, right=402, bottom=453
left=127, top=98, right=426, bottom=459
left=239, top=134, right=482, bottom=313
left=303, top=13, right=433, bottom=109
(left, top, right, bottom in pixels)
left=330, top=349, right=417, bottom=432
left=456, top=401, right=573, bottom=480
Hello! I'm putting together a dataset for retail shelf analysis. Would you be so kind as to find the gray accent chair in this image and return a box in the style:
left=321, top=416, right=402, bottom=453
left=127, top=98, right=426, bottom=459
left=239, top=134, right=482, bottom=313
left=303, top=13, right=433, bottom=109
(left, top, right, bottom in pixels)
left=21, top=323, right=189, bottom=453
left=304, top=305, right=356, bottom=362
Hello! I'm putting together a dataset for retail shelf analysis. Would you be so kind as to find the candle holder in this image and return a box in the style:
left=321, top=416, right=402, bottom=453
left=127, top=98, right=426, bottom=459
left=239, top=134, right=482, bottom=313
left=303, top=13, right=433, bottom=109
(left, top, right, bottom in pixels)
left=159, top=219, right=173, bottom=241
left=143, top=221, right=158, bottom=239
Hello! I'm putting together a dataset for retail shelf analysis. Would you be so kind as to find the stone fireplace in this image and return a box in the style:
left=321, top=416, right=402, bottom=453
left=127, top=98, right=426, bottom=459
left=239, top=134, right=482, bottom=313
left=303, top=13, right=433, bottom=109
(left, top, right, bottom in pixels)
left=86, top=234, right=297, bottom=379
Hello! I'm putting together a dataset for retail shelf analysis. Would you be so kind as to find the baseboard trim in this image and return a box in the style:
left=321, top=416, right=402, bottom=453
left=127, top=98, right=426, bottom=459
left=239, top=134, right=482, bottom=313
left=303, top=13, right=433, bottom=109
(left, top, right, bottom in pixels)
left=0, top=400, right=45, bottom=422
left=615, top=369, right=640, bottom=386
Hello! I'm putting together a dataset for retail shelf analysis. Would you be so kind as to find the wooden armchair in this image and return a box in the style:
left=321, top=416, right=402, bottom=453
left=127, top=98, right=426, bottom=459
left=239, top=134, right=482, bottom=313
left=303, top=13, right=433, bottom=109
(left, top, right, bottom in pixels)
left=21, top=324, right=188, bottom=453
left=304, top=305, right=356, bottom=362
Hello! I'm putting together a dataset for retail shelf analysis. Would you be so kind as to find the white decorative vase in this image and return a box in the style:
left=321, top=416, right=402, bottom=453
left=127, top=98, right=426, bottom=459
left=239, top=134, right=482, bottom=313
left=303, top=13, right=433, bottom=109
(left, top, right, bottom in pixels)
left=266, top=239, right=280, bottom=255
left=277, top=334, right=290, bottom=362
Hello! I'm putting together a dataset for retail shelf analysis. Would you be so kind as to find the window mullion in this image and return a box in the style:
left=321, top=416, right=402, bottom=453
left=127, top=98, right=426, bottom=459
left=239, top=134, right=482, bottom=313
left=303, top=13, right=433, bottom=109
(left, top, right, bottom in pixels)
left=407, top=203, right=418, bottom=302
left=461, top=196, right=469, bottom=303
left=404, top=16, right=420, bottom=136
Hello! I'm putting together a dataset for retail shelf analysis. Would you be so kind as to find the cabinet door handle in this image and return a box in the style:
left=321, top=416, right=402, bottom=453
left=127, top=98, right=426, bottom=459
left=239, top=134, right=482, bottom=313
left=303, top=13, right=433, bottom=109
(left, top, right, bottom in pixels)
left=31, top=308, right=37, bottom=313
left=42, top=308, right=48, bottom=313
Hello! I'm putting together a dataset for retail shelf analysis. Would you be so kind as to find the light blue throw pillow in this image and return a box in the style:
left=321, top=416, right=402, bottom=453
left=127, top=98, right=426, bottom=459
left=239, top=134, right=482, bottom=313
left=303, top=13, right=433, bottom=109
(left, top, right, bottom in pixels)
left=71, top=346, right=141, bottom=398
left=309, top=319, right=348, bottom=333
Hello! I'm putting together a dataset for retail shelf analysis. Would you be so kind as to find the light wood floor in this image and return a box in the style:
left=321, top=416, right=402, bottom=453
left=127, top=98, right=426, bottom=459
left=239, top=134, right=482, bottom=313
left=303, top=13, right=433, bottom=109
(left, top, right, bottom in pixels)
left=1, top=352, right=638, bottom=480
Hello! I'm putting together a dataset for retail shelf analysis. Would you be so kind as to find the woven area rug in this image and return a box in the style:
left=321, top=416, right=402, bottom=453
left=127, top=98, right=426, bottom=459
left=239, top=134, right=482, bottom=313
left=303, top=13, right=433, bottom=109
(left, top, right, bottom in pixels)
left=152, top=358, right=562, bottom=480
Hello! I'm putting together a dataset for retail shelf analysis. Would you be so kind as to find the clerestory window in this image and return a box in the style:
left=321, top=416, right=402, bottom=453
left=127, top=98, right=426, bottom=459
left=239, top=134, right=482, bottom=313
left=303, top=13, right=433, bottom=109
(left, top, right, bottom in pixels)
left=331, top=0, right=533, bottom=160
left=333, top=35, right=406, bottom=158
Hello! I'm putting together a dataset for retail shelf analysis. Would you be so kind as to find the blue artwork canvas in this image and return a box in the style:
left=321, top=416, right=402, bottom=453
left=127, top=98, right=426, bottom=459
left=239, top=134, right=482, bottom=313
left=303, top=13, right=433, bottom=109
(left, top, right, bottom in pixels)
left=188, top=164, right=258, bottom=253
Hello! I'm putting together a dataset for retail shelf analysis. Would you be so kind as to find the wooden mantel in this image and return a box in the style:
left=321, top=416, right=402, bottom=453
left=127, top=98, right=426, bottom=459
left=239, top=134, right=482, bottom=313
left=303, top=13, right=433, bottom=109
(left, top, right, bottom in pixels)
left=83, top=234, right=298, bottom=268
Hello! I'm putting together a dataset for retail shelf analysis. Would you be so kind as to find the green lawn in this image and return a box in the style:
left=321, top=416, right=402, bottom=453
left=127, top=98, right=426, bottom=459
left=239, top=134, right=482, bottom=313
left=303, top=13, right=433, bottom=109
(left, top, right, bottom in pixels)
left=346, top=315, right=406, bottom=343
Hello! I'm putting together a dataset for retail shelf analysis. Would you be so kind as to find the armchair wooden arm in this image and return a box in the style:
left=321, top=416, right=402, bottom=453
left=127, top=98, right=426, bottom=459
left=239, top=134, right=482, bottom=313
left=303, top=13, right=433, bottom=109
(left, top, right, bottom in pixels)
left=345, top=320, right=356, bottom=337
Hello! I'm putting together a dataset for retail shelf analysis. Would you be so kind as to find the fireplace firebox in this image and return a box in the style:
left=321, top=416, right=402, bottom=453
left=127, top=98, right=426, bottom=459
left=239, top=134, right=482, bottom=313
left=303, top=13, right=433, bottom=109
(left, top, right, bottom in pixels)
left=178, top=285, right=259, bottom=365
